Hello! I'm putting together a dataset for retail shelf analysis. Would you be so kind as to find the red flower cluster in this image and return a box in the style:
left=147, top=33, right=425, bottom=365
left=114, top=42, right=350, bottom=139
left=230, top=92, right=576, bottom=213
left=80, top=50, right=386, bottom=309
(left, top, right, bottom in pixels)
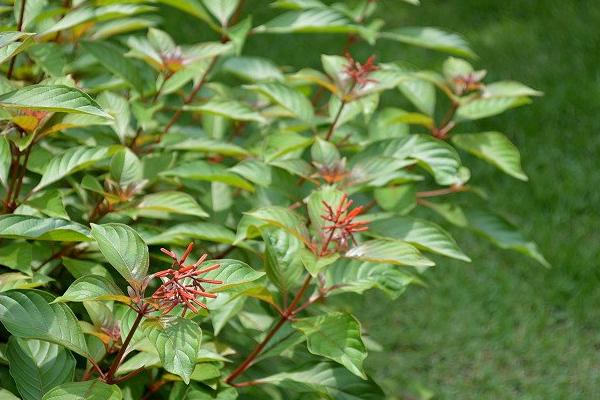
left=152, top=243, right=222, bottom=316
left=320, top=194, right=369, bottom=253
left=315, top=159, right=348, bottom=184
left=343, top=53, right=379, bottom=88
left=160, top=47, right=185, bottom=73
left=452, top=70, right=486, bottom=95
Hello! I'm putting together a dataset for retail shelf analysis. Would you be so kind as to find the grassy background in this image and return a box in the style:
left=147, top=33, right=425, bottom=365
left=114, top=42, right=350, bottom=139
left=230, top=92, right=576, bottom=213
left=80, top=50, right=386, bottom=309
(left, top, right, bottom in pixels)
left=357, top=1, right=600, bottom=399
left=167, top=1, right=600, bottom=398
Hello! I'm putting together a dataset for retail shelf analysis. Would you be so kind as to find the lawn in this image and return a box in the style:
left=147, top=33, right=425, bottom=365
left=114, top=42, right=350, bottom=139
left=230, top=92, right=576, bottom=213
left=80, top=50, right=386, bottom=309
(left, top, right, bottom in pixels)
left=357, top=1, right=600, bottom=399
left=166, top=1, right=600, bottom=398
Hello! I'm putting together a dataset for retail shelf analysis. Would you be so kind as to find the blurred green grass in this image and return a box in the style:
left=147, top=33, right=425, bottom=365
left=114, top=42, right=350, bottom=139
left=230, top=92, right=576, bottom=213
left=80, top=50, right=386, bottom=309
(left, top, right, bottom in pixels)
left=166, top=1, right=600, bottom=398
left=357, top=1, right=600, bottom=399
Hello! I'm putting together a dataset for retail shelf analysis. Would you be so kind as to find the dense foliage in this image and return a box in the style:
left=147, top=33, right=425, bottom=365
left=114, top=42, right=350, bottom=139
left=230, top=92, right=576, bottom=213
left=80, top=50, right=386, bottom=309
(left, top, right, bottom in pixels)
left=0, top=0, right=547, bottom=399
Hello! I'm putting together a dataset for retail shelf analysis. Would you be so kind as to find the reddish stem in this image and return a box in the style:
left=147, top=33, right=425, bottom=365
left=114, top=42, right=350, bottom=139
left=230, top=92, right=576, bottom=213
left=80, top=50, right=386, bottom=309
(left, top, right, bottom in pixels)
left=159, top=56, right=219, bottom=142
left=6, top=0, right=26, bottom=79
left=417, top=184, right=467, bottom=198
left=225, top=274, right=313, bottom=385
left=105, top=308, right=146, bottom=383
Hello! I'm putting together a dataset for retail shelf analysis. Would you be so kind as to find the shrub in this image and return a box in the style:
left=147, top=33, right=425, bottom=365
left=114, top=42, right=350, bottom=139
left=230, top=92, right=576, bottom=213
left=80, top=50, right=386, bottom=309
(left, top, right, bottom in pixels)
left=0, top=0, right=547, bottom=399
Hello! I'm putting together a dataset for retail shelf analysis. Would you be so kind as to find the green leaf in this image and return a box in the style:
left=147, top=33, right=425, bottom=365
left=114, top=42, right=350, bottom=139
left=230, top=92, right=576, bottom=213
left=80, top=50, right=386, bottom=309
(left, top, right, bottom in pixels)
left=166, top=136, right=249, bottom=158
left=0, top=290, right=89, bottom=357
left=223, top=56, right=283, bottom=82
left=81, top=41, right=148, bottom=95
left=373, top=185, right=416, bottom=214
left=202, top=0, right=239, bottom=26
left=243, top=206, right=310, bottom=245
left=154, top=0, right=216, bottom=29
left=264, top=131, right=313, bottom=162
left=368, top=217, right=470, bottom=262
left=245, top=82, right=314, bottom=123
left=311, top=137, right=340, bottom=165
left=136, top=191, right=209, bottom=218
left=352, top=135, right=461, bottom=185
left=34, top=146, right=114, bottom=191
left=40, top=4, right=153, bottom=35
left=263, top=228, right=305, bottom=294
left=0, top=36, right=33, bottom=64
left=380, top=27, right=475, bottom=58
left=345, top=239, right=434, bottom=268
left=483, top=81, right=543, bottom=98
left=142, top=317, right=202, bottom=384
left=229, top=159, right=272, bottom=187
left=54, top=275, right=129, bottom=304
left=256, top=8, right=360, bottom=35
left=41, top=381, right=122, bottom=400
left=110, top=148, right=142, bottom=187
left=193, top=259, right=264, bottom=293
left=326, top=260, right=415, bottom=299
left=0, top=85, right=111, bottom=119
left=25, top=190, right=69, bottom=219
left=0, top=136, right=10, bottom=188
left=299, top=250, right=339, bottom=276
left=0, top=31, right=33, bottom=49
left=90, top=223, right=149, bottom=288
left=162, top=160, right=254, bottom=192
left=465, top=209, right=549, bottom=267
left=7, top=337, right=75, bottom=400
left=145, top=222, right=236, bottom=246
left=184, top=98, right=266, bottom=123
left=456, top=97, right=531, bottom=121
left=96, top=92, right=131, bottom=143
left=398, top=77, right=436, bottom=116
left=0, top=215, right=91, bottom=241
left=452, top=132, right=528, bottom=181
left=0, top=242, right=33, bottom=273
left=261, top=362, right=384, bottom=399
left=293, top=312, right=367, bottom=379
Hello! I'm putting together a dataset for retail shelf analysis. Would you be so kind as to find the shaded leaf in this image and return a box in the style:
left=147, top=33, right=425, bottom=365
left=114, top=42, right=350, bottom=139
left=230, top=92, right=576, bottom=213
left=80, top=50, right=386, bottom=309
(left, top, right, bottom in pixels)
left=223, top=56, right=283, bottom=82
left=456, top=97, right=530, bottom=121
left=345, top=239, right=434, bottom=268
left=452, top=132, right=528, bottom=181
left=41, top=381, right=121, bottom=400
left=261, top=362, right=384, bottom=399
left=34, top=146, right=114, bottom=191
left=54, top=275, right=129, bottom=304
left=142, top=317, right=201, bottom=384
left=245, top=82, right=314, bottom=123
left=193, top=259, right=264, bottom=293
left=162, top=160, right=254, bottom=192
left=185, top=99, right=266, bottom=123
left=145, top=222, right=236, bottom=245
left=0, top=85, right=110, bottom=119
left=7, top=337, right=75, bottom=400
left=243, top=206, right=310, bottom=245
left=0, top=215, right=90, bottom=241
left=465, top=209, right=549, bottom=267
left=0, top=290, right=88, bottom=357
left=380, top=27, right=475, bottom=58
left=90, top=223, right=149, bottom=287
left=136, top=191, right=209, bottom=218
left=368, top=217, right=470, bottom=261
left=293, top=312, right=367, bottom=378
left=326, top=260, right=415, bottom=299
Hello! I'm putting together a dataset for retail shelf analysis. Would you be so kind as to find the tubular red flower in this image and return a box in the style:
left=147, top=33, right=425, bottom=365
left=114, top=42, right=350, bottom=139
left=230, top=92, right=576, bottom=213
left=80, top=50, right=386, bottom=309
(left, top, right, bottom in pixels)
left=152, top=243, right=223, bottom=316
left=320, top=194, right=369, bottom=253
left=343, top=53, right=379, bottom=88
